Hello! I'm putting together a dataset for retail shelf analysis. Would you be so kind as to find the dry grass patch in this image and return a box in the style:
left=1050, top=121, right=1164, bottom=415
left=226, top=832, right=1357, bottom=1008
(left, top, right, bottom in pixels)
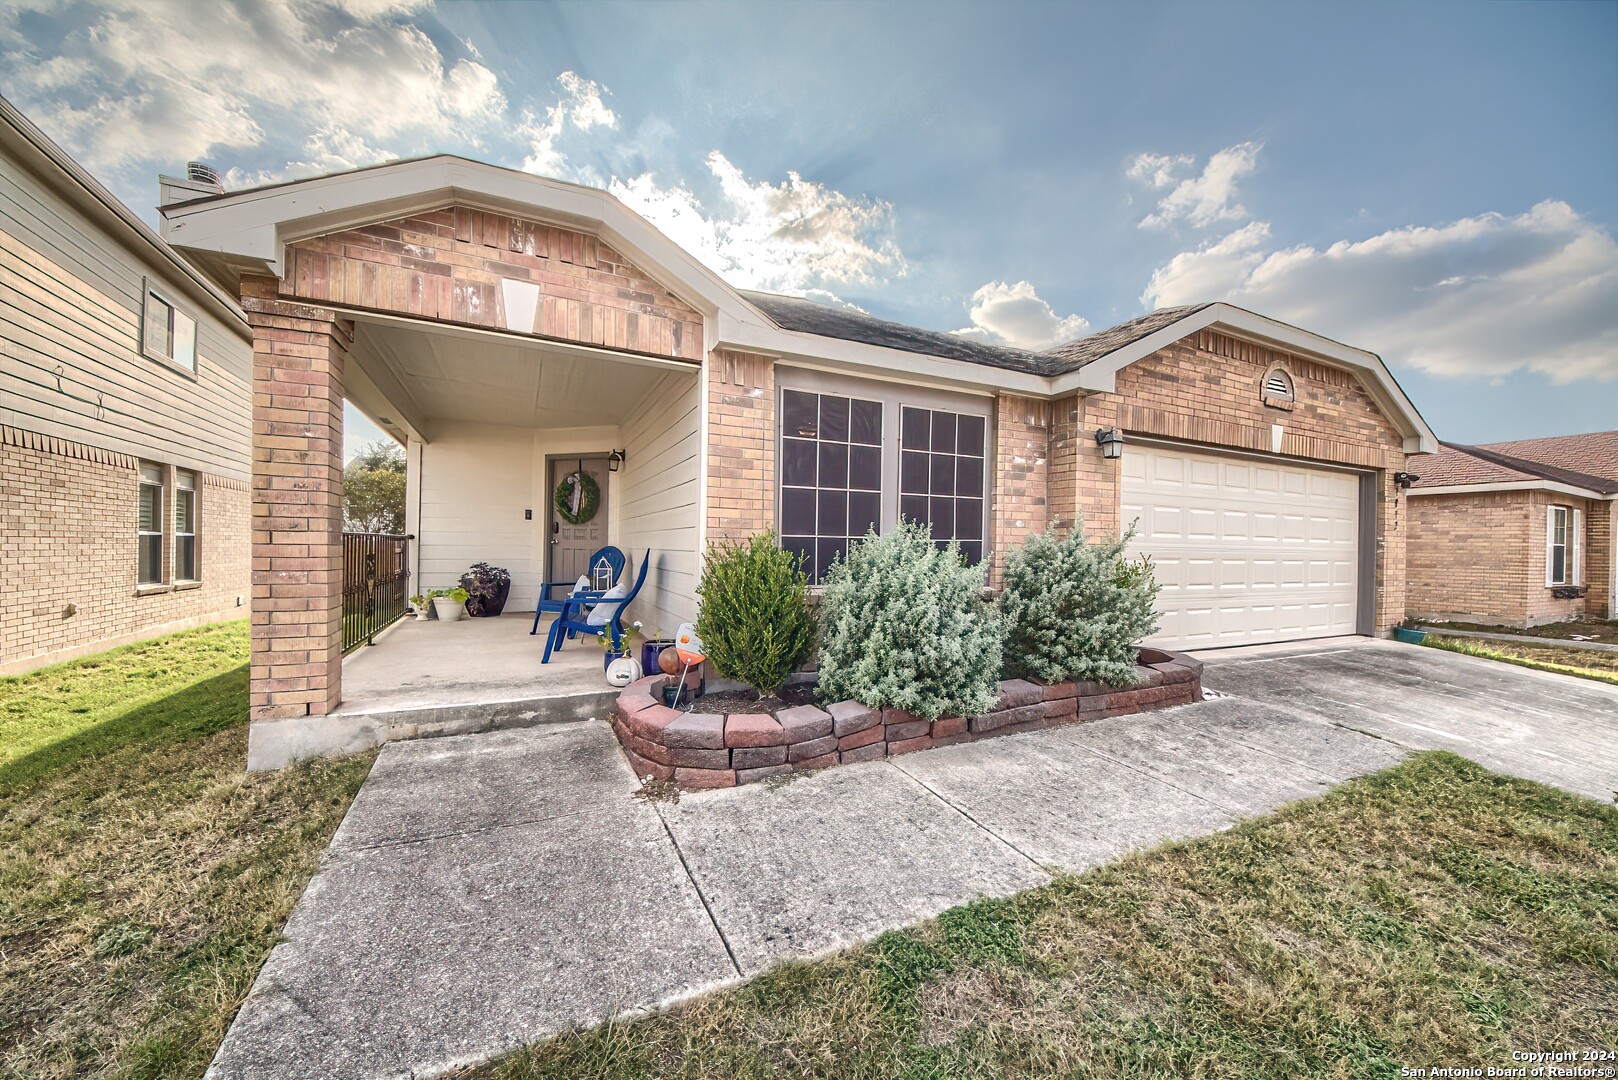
left=0, top=623, right=374, bottom=1078
left=475, top=752, right=1618, bottom=1080
left=1423, top=634, right=1618, bottom=683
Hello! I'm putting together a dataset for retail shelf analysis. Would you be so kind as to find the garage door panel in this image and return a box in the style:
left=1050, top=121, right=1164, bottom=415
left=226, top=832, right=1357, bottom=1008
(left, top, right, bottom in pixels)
left=1124, top=444, right=1361, bottom=649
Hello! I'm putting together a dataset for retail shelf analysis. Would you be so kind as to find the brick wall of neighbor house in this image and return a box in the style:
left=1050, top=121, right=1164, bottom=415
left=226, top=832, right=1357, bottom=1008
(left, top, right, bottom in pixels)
left=240, top=279, right=350, bottom=725
left=1592, top=501, right=1617, bottom=620
left=1406, top=491, right=1531, bottom=625
left=1059, top=330, right=1411, bottom=632
left=0, top=429, right=249, bottom=673
left=279, top=207, right=703, bottom=362
left=704, top=349, right=776, bottom=543
left=1526, top=490, right=1603, bottom=626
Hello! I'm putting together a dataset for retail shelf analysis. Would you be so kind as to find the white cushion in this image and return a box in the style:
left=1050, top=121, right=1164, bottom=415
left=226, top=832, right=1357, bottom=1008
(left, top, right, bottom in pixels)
left=585, top=580, right=631, bottom=626
left=571, top=575, right=591, bottom=596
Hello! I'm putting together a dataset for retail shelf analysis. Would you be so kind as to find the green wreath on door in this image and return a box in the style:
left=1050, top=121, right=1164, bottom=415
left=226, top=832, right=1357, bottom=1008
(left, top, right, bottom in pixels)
left=554, top=470, right=601, bottom=525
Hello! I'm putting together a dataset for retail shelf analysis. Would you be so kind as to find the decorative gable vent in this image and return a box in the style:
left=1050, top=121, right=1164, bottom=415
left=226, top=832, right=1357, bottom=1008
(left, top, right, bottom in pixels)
left=1261, top=367, right=1295, bottom=409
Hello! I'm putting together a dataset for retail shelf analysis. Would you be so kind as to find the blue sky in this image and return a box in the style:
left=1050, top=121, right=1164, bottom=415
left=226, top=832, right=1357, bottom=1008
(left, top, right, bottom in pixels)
left=3, top=0, right=1614, bottom=455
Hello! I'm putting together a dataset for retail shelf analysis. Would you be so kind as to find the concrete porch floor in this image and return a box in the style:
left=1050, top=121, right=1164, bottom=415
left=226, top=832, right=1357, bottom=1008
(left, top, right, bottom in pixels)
left=332, top=613, right=619, bottom=739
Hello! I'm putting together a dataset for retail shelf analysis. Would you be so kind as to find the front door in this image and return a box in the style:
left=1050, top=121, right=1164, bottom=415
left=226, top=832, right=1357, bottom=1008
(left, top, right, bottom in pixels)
left=549, top=457, right=611, bottom=584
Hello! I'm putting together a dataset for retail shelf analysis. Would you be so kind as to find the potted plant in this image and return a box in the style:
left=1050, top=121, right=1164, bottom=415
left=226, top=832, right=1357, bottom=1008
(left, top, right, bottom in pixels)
left=431, top=587, right=470, bottom=623
left=595, top=620, right=644, bottom=681
left=1393, top=618, right=1427, bottom=645
left=460, top=562, right=512, bottom=617
left=410, top=594, right=430, bottom=621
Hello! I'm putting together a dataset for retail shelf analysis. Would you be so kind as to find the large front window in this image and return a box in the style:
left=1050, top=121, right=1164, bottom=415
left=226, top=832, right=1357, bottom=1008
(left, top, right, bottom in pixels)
left=777, top=378, right=992, bottom=583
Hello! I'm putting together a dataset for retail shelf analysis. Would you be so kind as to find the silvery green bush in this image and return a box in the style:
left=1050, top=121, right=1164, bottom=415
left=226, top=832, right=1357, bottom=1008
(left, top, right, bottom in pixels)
left=817, top=521, right=1003, bottom=719
left=695, top=530, right=816, bottom=697
left=999, top=524, right=1161, bottom=686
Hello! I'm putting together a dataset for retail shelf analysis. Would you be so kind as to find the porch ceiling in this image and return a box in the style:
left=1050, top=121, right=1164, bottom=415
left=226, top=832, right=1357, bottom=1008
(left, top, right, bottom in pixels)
left=349, top=316, right=687, bottom=433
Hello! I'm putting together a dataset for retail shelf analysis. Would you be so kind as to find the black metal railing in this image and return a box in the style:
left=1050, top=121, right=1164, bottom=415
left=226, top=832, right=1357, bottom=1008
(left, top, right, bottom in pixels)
left=342, top=532, right=412, bottom=652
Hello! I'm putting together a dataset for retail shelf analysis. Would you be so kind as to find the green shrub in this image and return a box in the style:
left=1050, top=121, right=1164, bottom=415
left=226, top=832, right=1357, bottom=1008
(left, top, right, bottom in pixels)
left=817, top=522, right=1004, bottom=719
left=695, top=530, right=816, bottom=696
left=998, top=524, right=1160, bottom=686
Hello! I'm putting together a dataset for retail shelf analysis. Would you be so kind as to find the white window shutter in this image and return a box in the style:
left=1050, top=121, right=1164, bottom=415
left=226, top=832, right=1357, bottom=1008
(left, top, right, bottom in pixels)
left=1572, top=507, right=1583, bottom=586
left=1545, top=506, right=1556, bottom=587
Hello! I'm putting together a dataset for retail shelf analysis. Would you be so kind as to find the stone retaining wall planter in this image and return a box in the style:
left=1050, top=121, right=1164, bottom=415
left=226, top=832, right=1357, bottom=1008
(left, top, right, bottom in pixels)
left=611, top=648, right=1203, bottom=789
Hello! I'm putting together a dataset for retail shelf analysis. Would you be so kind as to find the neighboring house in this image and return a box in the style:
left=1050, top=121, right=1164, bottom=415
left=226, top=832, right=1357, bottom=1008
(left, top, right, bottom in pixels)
left=0, top=96, right=254, bottom=675
left=1407, top=433, right=1617, bottom=627
left=155, top=154, right=1436, bottom=768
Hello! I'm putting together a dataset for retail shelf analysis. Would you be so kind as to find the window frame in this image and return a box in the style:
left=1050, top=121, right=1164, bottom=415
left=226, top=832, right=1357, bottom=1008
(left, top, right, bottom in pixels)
left=774, top=367, right=995, bottom=584
left=174, top=469, right=199, bottom=583
left=141, top=278, right=199, bottom=376
left=138, top=462, right=165, bottom=586
left=1545, top=504, right=1582, bottom=588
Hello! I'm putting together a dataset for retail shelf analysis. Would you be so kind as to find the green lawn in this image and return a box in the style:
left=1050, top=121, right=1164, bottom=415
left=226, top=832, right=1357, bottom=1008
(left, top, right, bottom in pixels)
left=0, top=622, right=375, bottom=1078
left=481, top=753, right=1618, bottom=1080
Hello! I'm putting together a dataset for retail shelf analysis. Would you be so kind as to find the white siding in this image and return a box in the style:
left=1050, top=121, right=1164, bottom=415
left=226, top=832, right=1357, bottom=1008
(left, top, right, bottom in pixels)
left=617, top=370, right=701, bottom=636
left=0, top=152, right=251, bottom=480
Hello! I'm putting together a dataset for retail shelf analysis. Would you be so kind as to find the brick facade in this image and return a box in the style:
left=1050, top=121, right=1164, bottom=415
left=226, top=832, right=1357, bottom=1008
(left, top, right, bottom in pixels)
left=243, top=280, right=350, bottom=722
left=989, top=395, right=1050, bottom=581
left=1407, top=489, right=1612, bottom=627
left=280, top=207, right=703, bottom=362
left=0, top=427, right=248, bottom=673
left=705, top=349, right=776, bottom=543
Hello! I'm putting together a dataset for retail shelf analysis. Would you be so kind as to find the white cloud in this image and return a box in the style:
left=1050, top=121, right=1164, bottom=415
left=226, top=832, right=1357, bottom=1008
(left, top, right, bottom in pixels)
left=950, top=280, right=1089, bottom=351
left=0, top=0, right=505, bottom=173
left=519, top=71, right=616, bottom=179
left=610, top=153, right=906, bottom=293
left=1132, top=141, right=1263, bottom=229
left=1142, top=201, right=1618, bottom=382
left=801, top=289, right=868, bottom=312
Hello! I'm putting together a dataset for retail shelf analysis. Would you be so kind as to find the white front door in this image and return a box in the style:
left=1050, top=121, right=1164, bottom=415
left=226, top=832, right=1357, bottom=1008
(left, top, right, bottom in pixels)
left=1122, top=443, right=1362, bottom=649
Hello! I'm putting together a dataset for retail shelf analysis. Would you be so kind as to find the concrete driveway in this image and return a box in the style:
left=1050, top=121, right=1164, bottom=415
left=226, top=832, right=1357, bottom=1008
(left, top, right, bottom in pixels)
left=207, top=638, right=1618, bottom=1079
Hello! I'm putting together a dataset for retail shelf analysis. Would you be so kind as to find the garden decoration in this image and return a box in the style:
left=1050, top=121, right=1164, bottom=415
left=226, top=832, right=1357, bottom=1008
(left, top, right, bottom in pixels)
left=460, top=562, right=511, bottom=617
left=410, top=594, right=429, bottom=621
left=554, top=466, right=600, bottom=525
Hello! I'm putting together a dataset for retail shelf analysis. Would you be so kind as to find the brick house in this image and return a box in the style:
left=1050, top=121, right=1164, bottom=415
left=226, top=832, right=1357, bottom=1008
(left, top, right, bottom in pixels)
left=155, top=155, right=1436, bottom=768
left=1407, top=433, right=1617, bottom=627
left=0, top=96, right=253, bottom=674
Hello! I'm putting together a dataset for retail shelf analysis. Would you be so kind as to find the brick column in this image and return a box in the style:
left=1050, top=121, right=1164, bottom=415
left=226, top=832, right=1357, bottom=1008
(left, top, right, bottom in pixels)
left=1373, top=457, right=1408, bottom=634
left=990, top=394, right=1050, bottom=586
left=243, top=281, right=351, bottom=729
left=706, top=349, right=776, bottom=542
left=1074, top=393, right=1122, bottom=540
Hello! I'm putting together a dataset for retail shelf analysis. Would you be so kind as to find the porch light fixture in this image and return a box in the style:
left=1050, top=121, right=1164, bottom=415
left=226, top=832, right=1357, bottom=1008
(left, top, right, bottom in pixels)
left=1094, top=427, right=1124, bottom=459
left=607, top=449, right=626, bottom=472
left=1394, top=471, right=1419, bottom=490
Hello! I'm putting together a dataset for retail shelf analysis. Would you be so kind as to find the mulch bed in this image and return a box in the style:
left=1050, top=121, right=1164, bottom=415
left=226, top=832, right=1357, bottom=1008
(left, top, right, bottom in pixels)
left=686, top=682, right=818, bottom=715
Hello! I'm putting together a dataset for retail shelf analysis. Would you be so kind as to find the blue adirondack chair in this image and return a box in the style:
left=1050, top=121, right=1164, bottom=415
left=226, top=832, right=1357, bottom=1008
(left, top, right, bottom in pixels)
left=543, top=550, right=650, bottom=663
left=530, top=545, right=626, bottom=636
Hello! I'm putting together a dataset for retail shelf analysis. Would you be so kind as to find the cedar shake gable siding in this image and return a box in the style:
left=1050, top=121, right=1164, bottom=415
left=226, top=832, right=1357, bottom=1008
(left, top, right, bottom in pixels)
left=281, top=207, right=703, bottom=362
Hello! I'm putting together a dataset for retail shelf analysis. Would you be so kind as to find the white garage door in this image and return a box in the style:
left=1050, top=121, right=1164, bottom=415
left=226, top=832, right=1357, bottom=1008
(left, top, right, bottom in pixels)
left=1122, top=443, right=1362, bottom=649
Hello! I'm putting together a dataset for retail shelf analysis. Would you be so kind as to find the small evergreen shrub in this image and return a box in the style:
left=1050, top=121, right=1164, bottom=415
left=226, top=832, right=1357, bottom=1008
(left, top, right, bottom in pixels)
left=999, top=524, right=1161, bottom=686
left=694, top=531, right=816, bottom=697
left=817, top=522, right=1004, bottom=719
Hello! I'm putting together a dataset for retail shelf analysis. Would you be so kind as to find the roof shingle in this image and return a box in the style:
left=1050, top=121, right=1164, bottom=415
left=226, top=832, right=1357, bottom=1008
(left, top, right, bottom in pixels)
left=1040, top=304, right=1210, bottom=373
left=1414, top=436, right=1618, bottom=495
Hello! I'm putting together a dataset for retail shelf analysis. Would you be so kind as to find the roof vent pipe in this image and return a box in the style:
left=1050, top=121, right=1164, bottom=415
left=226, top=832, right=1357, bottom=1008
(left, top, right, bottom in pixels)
left=185, top=161, right=223, bottom=189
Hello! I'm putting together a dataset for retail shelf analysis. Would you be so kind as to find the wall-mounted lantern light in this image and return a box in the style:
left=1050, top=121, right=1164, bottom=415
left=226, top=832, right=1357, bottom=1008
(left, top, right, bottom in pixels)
left=607, top=449, right=627, bottom=472
left=1094, top=427, right=1125, bottom=459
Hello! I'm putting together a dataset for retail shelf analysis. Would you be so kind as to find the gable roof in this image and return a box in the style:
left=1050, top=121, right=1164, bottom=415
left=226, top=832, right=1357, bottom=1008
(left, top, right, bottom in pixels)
left=157, top=154, right=1436, bottom=451
left=1042, top=304, right=1210, bottom=373
left=1413, top=438, right=1618, bottom=497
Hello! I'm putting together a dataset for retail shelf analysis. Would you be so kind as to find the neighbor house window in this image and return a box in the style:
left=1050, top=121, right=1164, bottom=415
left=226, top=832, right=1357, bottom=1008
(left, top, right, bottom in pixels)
left=1546, top=505, right=1582, bottom=586
left=780, top=389, right=883, bottom=582
left=174, top=470, right=198, bottom=581
left=138, top=463, right=164, bottom=585
left=899, top=406, right=986, bottom=566
left=142, top=281, right=197, bottom=373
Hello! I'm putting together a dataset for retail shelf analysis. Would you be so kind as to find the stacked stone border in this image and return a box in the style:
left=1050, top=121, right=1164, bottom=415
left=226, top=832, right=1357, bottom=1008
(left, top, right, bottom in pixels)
left=611, top=649, right=1204, bottom=789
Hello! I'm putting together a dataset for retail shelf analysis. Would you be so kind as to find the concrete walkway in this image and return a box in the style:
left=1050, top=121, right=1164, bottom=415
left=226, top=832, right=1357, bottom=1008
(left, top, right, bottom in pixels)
left=1416, top=625, right=1618, bottom=654
left=208, top=639, right=1618, bottom=1078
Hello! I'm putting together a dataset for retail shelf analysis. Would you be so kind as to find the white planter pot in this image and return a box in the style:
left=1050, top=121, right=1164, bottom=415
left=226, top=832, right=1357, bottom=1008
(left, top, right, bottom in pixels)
left=413, top=606, right=430, bottom=621
left=606, top=656, right=643, bottom=687
left=431, top=597, right=466, bottom=622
